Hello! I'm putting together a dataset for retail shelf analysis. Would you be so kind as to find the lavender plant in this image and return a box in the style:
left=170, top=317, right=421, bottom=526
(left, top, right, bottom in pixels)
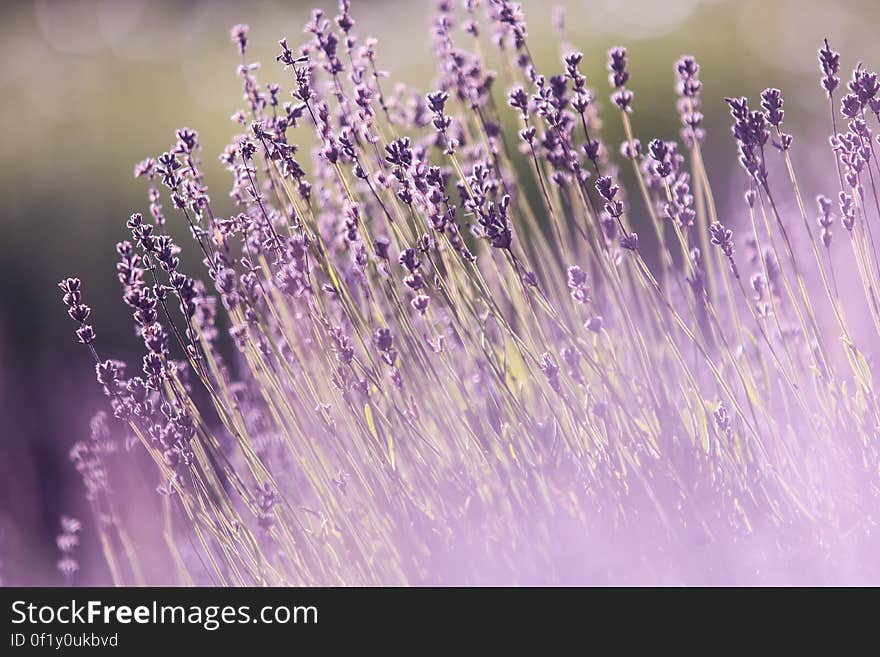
left=57, top=1, right=880, bottom=585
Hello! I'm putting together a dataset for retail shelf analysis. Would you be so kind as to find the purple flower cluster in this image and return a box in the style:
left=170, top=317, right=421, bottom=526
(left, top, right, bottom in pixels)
left=55, top=517, right=81, bottom=583
left=51, top=3, right=880, bottom=586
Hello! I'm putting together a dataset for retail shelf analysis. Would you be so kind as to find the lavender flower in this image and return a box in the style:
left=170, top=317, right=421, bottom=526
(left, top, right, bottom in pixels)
left=725, top=96, right=769, bottom=183
left=819, top=38, right=840, bottom=95
left=539, top=352, right=561, bottom=393
left=56, top=517, right=81, bottom=584
left=710, top=221, right=739, bottom=278
left=47, top=11, right=880, bottom=588
left=675, top=55, right=704, bottom=145
left=620, top=232, right=639, bottom=251
left=607, top=47, right=629, bottom=89
left=608, top=47, right=633, bottom=112
left=566, top=265, right=590, bottom=304
left=817, top=195, right=835, bottom=247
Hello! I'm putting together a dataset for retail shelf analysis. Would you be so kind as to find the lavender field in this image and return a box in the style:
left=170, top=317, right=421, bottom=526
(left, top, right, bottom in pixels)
left=3, top=0, right=880, bottom=586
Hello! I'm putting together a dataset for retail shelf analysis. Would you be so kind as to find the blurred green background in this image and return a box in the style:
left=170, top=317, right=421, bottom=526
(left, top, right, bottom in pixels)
left=1, top=0, right=877, bottom=584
